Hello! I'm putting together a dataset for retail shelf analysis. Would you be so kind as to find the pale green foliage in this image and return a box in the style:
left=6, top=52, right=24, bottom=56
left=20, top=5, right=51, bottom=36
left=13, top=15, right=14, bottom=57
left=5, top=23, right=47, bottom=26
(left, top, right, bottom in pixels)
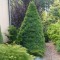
left=43, top=0, right=60, bottom=31
left=42, top=11, right=47, bottom=22
left=41, top=11, right=50, bottom=42
left=47, top=21, right=60, bottom=44
left=43, top=0, right=60, bottom=42
left=42, top=11, right=48, bottom=32
left=0, top=44, right=34, bottom=60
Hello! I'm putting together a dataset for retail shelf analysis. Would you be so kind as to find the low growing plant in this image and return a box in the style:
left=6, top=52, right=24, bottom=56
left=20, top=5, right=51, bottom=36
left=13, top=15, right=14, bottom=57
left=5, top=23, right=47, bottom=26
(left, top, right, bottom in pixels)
left=7, top=25, right=17, bottom=43
left=0, top=44, right=34, bottom=60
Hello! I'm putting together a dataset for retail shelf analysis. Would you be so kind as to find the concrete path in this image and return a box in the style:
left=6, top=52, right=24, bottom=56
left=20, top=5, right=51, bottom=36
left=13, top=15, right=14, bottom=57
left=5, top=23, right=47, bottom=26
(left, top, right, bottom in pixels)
left=43, top=42, right=60, bottom=60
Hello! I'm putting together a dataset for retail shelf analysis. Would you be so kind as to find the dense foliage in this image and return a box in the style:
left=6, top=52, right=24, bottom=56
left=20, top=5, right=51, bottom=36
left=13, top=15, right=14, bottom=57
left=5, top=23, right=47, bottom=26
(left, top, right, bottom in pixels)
left=41, top=11, right=50, bottom=42
left=56, top=40, right=60, bottom=52
left=17, top=1, right=45, bottom=57
left=46, top=0, right=60, bottom=25
left=47, top=22, right=60, bottom=44
left=0, top=44, right=34, bottom=60
left=1, top=0, right=60, bottom=59
left=7, top=25, right=17, bottom=43
left=0, top=27, right=3, bottom=43
left=41, top=0, right=60, bottom=42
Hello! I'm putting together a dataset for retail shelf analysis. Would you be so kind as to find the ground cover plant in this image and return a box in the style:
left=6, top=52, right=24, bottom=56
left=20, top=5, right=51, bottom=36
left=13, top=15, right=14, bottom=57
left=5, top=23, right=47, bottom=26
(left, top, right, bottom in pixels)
left=0, top=44, right=34, bottom=60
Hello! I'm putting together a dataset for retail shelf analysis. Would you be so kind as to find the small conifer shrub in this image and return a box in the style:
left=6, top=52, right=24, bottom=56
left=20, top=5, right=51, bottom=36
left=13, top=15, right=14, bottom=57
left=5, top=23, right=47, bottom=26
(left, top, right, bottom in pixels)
left=7, top=25, right=17, bottom=43
left=17, top=1, right=45, bottom=57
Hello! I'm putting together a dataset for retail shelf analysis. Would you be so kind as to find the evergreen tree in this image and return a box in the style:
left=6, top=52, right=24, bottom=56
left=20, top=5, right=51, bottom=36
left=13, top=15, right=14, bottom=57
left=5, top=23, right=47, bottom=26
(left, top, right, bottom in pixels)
left=17, top=1, right=45, bottom=57
left=0, top=27, right=3, bottom=43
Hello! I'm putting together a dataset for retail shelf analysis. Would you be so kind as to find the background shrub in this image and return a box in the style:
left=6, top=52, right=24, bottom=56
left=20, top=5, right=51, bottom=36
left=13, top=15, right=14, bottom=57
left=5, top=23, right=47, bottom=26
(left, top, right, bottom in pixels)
left=0, top=44, right=34, bottom=60
left=41, top=1, right=60, bottom=42
left=0, top=27, right=3, bottom=43
left=17, top=1, right=45, bottom=57
left=47, top=22, right=60, bottom=44
left=7, top=25, right=17, bottom=43
left=56, top=40, right=60, bottom=52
